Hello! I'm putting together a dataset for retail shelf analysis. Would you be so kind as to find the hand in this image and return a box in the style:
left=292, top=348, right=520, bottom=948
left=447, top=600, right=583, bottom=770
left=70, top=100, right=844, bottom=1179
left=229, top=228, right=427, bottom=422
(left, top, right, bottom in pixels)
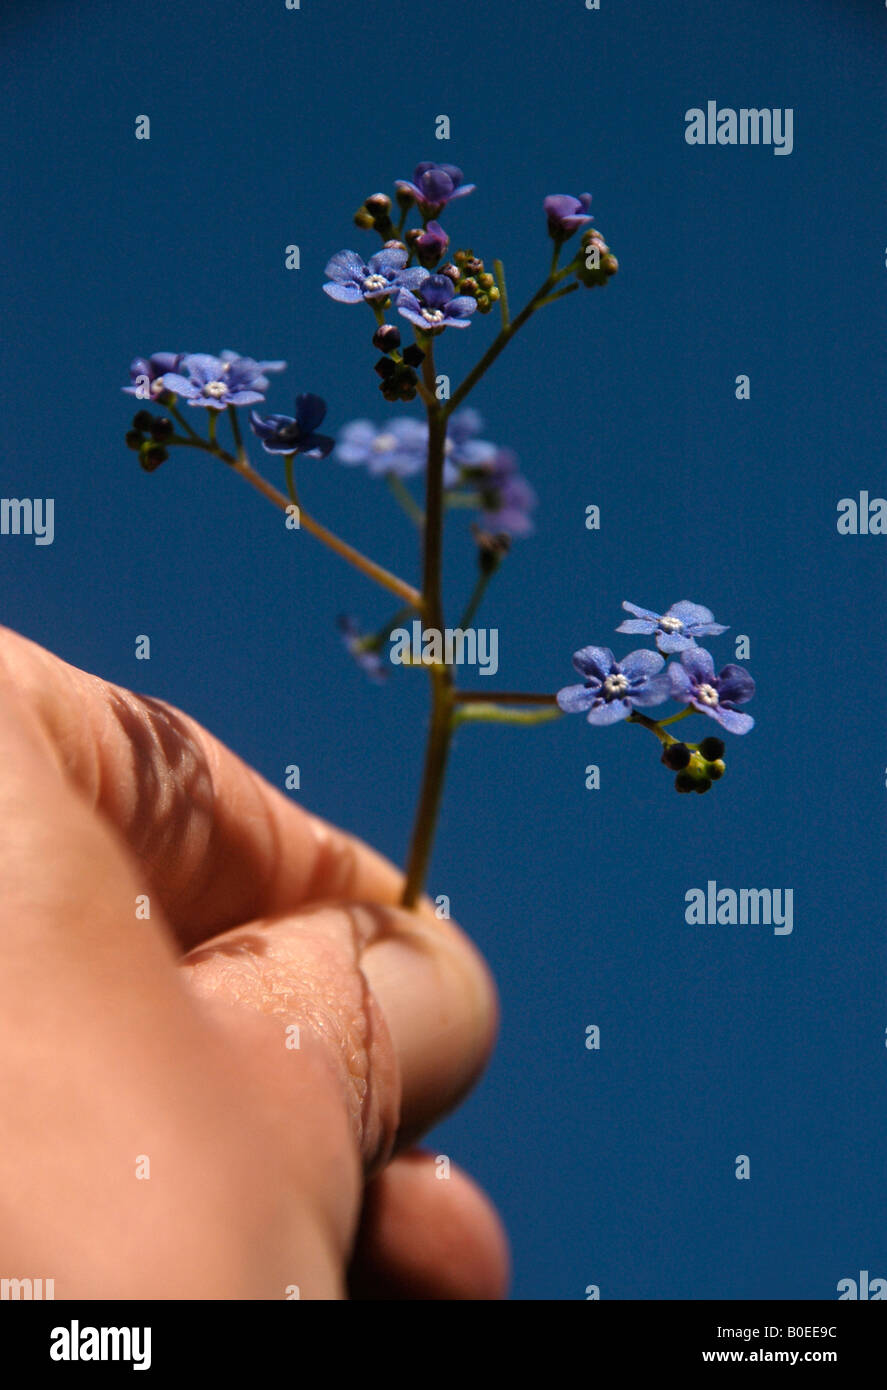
left=0, top=627, right=506, bottom=1299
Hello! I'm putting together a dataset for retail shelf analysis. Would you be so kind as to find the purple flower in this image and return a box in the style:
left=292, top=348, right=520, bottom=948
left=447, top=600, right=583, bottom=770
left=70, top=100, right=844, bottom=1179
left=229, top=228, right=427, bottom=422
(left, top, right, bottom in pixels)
left=557, top=647, right=671, bottom=725
left=468, top=448, right=537, bottom=538
left=395, top=163, right=475, bottom=217
left=668, top=648, right=755, bottom=734
left=337, top=615, right=387, bottom=684
left=335, top=417, right=428, bottom=477
left=617, top=600, right=728, bottom=654
left=544, top=194, right=593, bottom=240
left=323, top=247, right=428, bottom=305
left=397, top=274, right=476, bottom=333
left=249, top=394, right=333, bottom=457
left=162, top=352, right=285, bottom=410
left=123, top=352, right=185, bottom=403
left=414, top=220, right=449, bottom=268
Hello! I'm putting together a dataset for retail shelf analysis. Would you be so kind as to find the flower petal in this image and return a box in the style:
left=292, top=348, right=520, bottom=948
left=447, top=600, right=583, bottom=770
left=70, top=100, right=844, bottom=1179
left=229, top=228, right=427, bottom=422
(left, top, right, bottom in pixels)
left=572, top=646, right=614, bottom=680
left=716, top=665, right=756, bottom=705
left=618, top=648, right=665, bottom=681
left=556, top=684, right=597, bottom=714
left=680, top=646, right=716, bottom=683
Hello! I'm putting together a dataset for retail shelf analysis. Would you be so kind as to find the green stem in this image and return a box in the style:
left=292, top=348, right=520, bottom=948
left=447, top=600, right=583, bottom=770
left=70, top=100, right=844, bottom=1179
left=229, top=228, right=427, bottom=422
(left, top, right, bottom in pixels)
left=493, top=259, right=510, bottom=331
left=444, top=265, right=575, bottom=417
left=452, top=704, right=562, bottom=730
left=658, top=708, right=694, bottom=728
left=208, top=411, right=217, bottom=445
left=228, top=405, right=243, bottom=457
left=168, top=403, right=204, bottom=444
left=535, top=282, right=580, bottom=311
left=457, top=569, right=493, bottom=630
left=387, top=472, right=425, bottom=526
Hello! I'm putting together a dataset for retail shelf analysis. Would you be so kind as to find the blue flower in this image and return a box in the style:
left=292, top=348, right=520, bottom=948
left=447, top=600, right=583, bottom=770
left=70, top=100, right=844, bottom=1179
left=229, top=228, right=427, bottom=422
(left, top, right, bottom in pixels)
left=544, top=194, right=593, bottom=240
left=123, top=352, right=185, bottom=403
left=335, top=417, right=428, bottom=477
left=323, top=248, right=428, bottom=304
left=464, top=448, right=537, bottom=538
left=395, top=163, right=475, bottom=217
left=397, top=274, right=476, bottom=333
left=337, top=615, right=387, bottom=684
left=668, top=649, right=755, bottom=733
left=557, top=647, right=671, bottom=725
left=617, top=600, right=728, bottom=653
left=162, top=352, right=285, bottom=410
left=249, top=394, right=334, bottom=456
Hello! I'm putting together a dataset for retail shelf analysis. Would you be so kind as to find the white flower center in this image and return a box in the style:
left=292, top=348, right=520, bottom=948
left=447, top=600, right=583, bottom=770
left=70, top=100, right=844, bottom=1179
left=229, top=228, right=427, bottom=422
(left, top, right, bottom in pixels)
left=204, top=380, right=228, bottom=398
left=602, top=673, right=629, bottom=700
left=422, top=308, right=445, bottom=324
left=696, top=683, right=719, bottom=706
left=150, top=377, right=166, bottom=396
left=372, top=433, right=398, bottom=452
left=659, top=616, right=683, bottom=633
left=363, top=274, right=388, bottom=291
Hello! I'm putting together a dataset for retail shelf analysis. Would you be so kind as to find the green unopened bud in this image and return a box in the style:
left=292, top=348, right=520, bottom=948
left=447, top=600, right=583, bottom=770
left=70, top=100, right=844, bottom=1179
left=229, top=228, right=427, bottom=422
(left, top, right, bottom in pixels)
left=459, top=277, right=479, bottom=297
left=706, top=759, right=726, bottom=781
left=139, top=442, right=168, bottom=472
left=395, top=186, right=415, bottom=211
left=477, top=272, right=494, bottom=290
left=354, top=208, right=375, bottom=230
left=475, top=294, right=491, bottom=313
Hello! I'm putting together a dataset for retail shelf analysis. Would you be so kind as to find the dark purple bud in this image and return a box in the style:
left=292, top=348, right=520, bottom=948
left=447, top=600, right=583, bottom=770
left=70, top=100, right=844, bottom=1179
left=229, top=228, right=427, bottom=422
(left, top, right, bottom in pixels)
left=374, top=356, right=397, bottom=379
left=373, top=324, right=401, bottom=353
left=365, top=193, right=391, bottom=217
left=149, top=416, right=174, bottom=441
left=401, top=343, right=425, bottom=368
left=132, top=410, right=155, bottom=432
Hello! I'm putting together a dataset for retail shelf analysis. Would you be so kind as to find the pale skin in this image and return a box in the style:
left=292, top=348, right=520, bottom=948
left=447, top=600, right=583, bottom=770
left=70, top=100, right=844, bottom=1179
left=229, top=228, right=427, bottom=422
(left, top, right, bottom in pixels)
left=0, top=626, right=507, bottom=1299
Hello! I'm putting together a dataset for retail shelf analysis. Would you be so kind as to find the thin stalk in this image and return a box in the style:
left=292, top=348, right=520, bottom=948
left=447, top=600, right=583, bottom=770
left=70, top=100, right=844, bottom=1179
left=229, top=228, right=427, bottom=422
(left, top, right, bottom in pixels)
left=452, top=704, right=562, bottom=730
left=230, top=455, right=421, bottom=608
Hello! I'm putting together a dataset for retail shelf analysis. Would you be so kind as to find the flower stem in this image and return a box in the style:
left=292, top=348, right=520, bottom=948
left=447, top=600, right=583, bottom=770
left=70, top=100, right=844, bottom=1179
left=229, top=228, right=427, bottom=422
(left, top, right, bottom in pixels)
left=457, top=569, right=493, bottom=629
left=493, top=259, right=510, bottom=331
left=230, top=455, right=422, bottom=608
left=401, top=342, right=455, bottom=909
left=452, top=703, right=562, bottom=730
left=228, top=404, right=243, bottom=455
left=444, top=265, right=575, bottom=417
left=451, top=690, right=557, bottom=705
left=387, top=472, right=425, bottom=526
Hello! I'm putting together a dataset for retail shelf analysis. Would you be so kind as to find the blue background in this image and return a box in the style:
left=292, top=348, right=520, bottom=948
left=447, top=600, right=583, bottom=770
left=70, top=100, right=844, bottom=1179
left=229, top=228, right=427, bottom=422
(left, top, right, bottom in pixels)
left=2, top=0, right=885, bottom=1299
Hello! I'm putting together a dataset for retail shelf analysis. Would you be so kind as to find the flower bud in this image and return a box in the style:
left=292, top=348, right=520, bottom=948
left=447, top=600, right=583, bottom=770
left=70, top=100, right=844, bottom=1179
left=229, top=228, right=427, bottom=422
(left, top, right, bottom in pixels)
left=675, top=772, right=696, bottom=794
left=459, top=277, right=479, bottom=297
left=132, top=410, right=155, bottom=432
left=395, top=186, right=415, bottom=211
left=353, top=208, right=375, bottom=230
left=478, top=272, right=495, bottom=290
left=125, top=430, right=144, bottom=450
left=401, top=343, right=425, bottom=368
left=365, top=193, right=391, bottom=217
left=698, top=736, right=725, bottom=761
left=139, top=442, right=168, bottom=472
left=705, top=759, right=726, bottom=781
left=661, top=741, right=691, bottom=770
left=694, top=778, right=713, bottom=794
left=374, top=356, right=396, bottom=379
left=149, top=416, right=174, bottom=441
left=440, top=262, right=461, bottom=283
left=373, top=324, right=401, bottom=353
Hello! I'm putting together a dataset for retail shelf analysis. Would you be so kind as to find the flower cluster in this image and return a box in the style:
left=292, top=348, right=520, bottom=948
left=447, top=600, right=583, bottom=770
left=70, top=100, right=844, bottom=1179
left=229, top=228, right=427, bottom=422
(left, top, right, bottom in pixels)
left=557, top=600, right=755, bottom=793
left=334, top=409, right=536, bottom=537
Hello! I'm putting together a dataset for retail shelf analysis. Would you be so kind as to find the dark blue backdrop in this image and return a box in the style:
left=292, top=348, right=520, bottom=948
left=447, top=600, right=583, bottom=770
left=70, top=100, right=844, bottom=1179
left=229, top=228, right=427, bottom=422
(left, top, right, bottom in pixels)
left=2, top=0, right=885, bottom=1299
